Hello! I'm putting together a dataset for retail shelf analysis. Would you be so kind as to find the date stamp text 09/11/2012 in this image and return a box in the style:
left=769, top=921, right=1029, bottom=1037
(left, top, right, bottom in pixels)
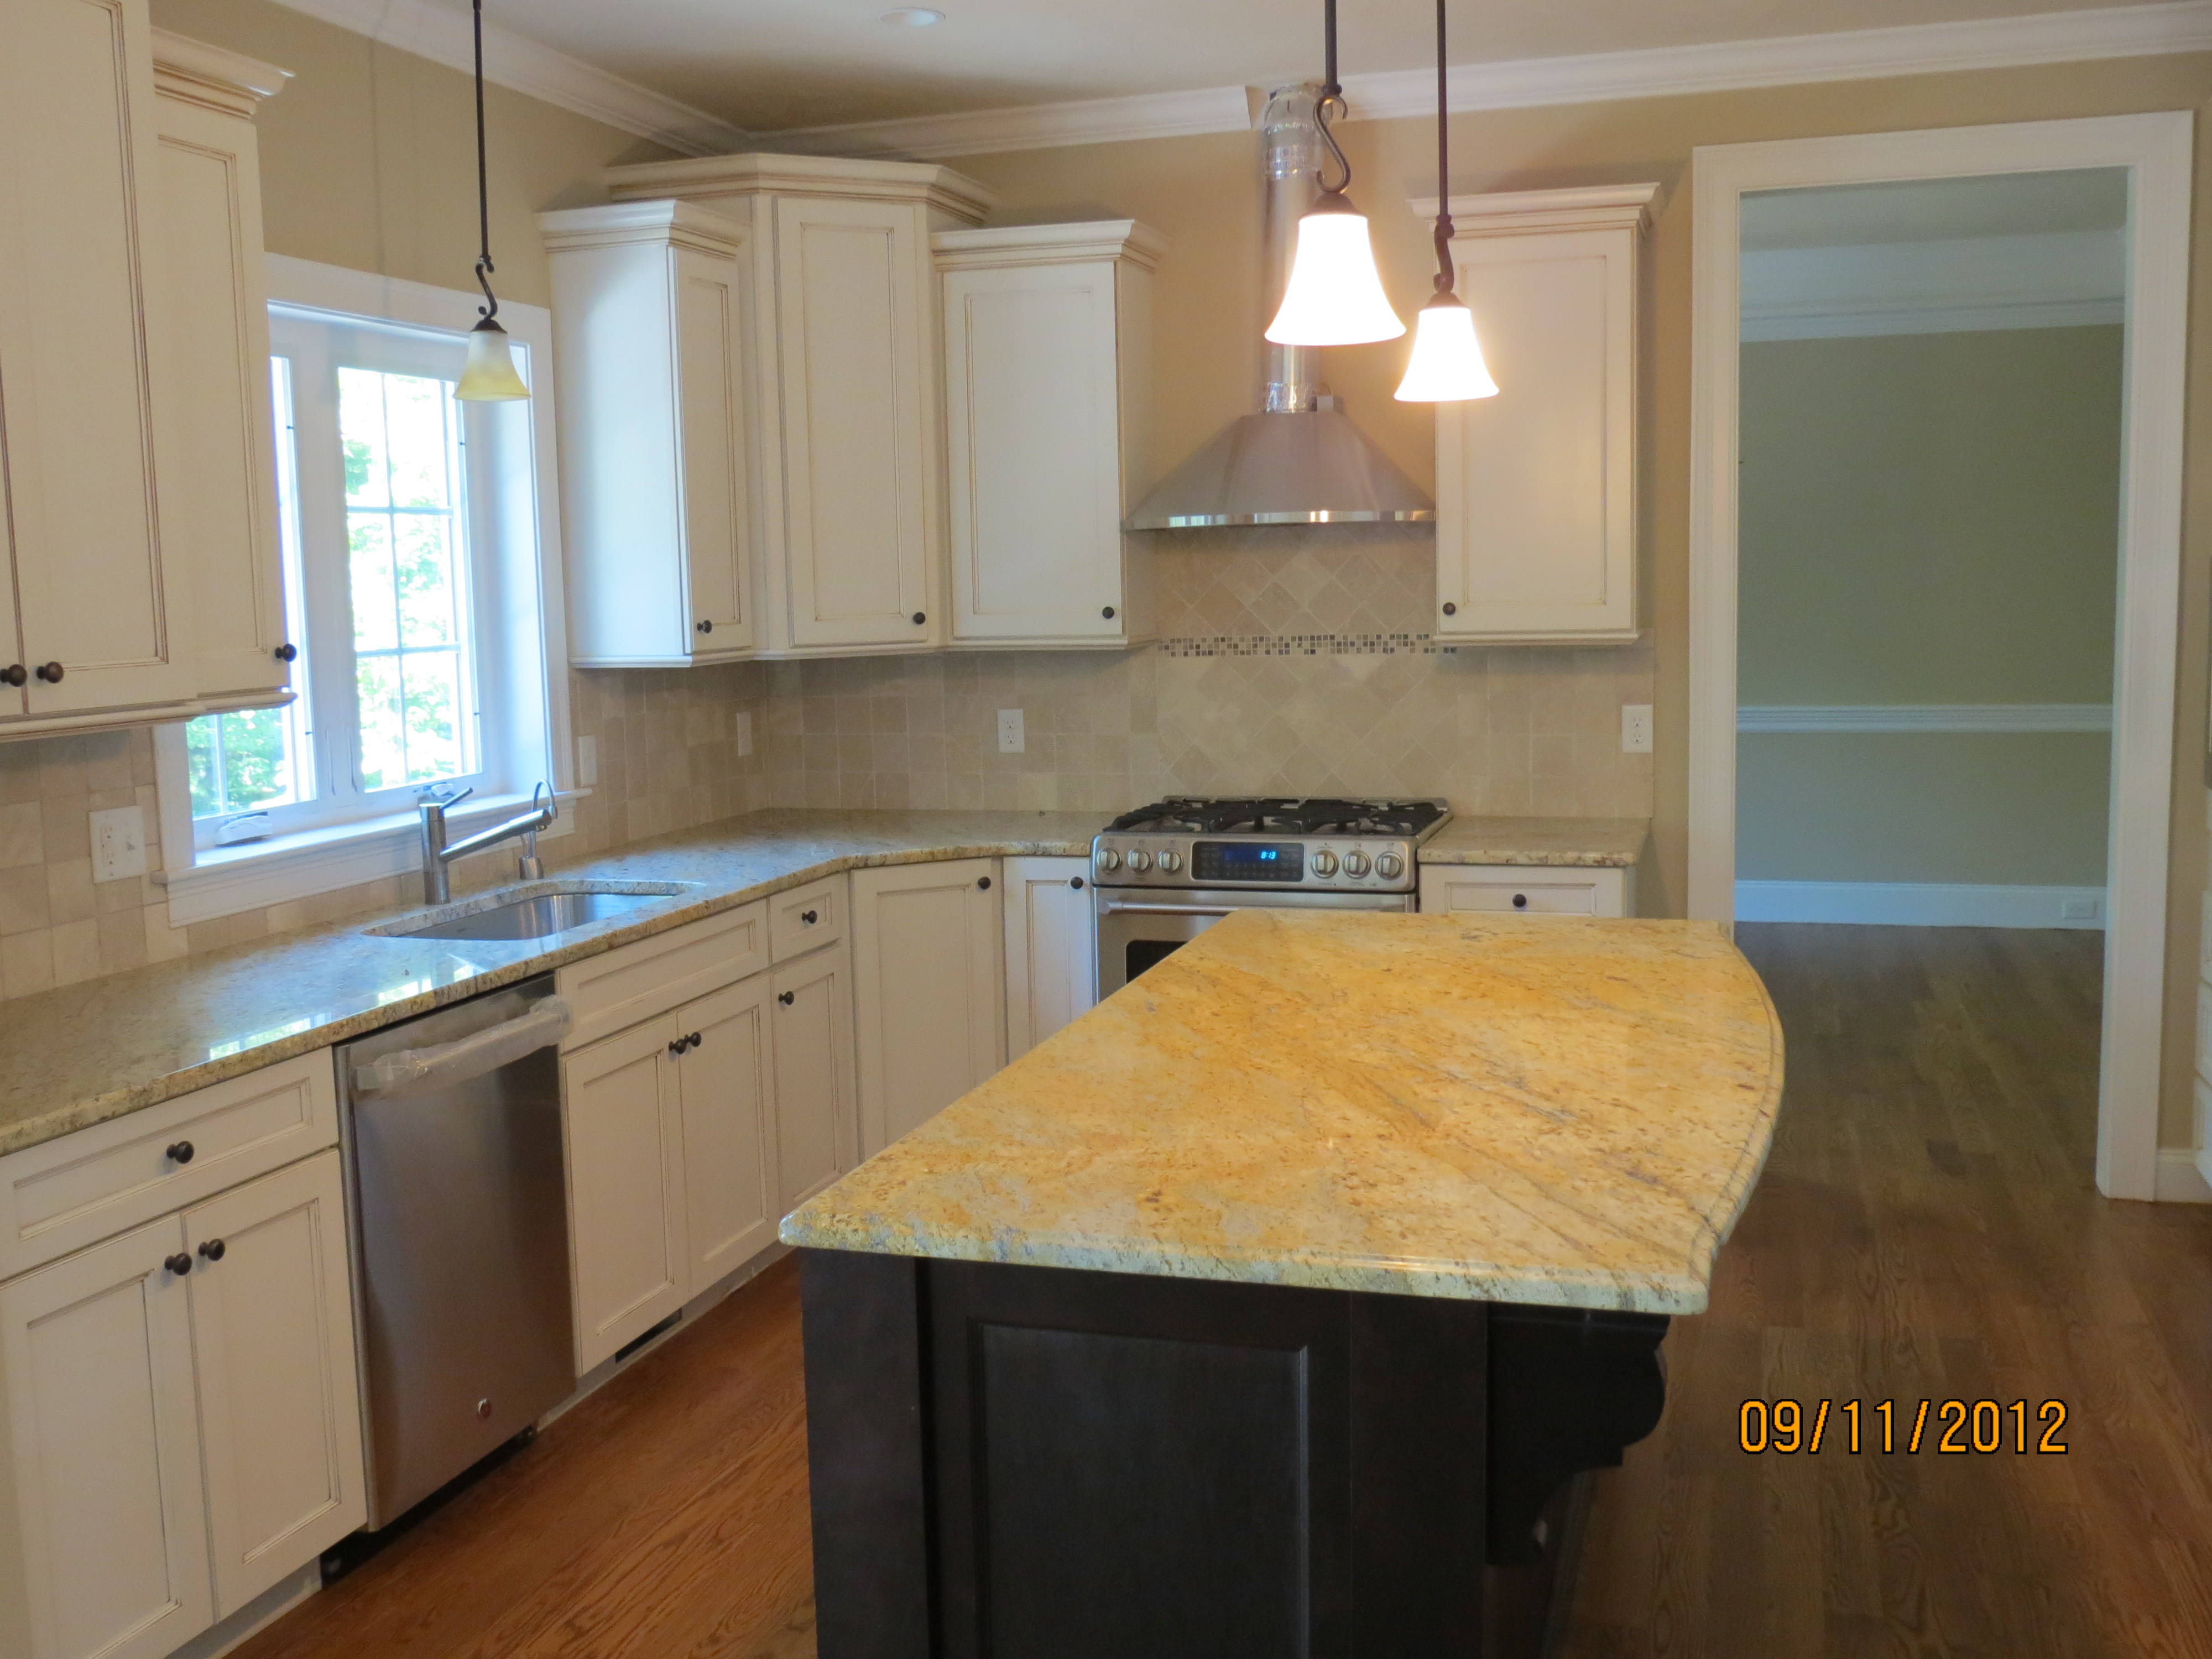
left=1738, top=1399, right=2070, bottom=1455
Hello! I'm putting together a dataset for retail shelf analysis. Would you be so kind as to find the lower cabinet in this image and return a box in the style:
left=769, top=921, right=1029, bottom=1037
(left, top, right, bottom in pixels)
left=1418, top=864, right=1632, bottom=919
left=1003, top=857, right=1098, bottom=1059
left=0, top=1147, right=364, bottom=1659
left=773, top=942, right=858, bottom=1212
left=851, top=859, right=1006, bottom=1157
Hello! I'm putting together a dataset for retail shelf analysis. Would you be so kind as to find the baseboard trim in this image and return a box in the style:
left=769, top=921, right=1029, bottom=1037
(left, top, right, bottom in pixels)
left=1734, top=880, right=2106, bottom=928
left=2157, top=1147, right=2212, bottom=1202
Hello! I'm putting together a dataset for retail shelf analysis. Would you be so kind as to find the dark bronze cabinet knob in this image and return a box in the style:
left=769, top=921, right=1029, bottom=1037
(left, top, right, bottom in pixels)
left=165, top=1253, right=192, bottom=1276
left=669, top=1037, right=688, bottom=1056
left=1441, top=602, right=1457, bottom=617
left=801, top=909, right=817, bottom=925
left=166, top=1141, right=195, bottom=1165
left=778, top=990, right=795, bottom=1006
left=0, top=665, right=24, bottom=687
left=198, top=1239, right=226, bottom=1262
left=696, top=618, right=713, bottom=634
left=688, top=1031, right=702, bottom=1049
left=1102, top=606, right=1116, bottom=619
left=1070, top=876, right=1085, bottom=890
left=33, top=662, right=62, bottom=683
left=1512, top=894, right=1528, bottom=909
left=977, top=875, right=991, bottom=890
left=273, top=643, right=298, bottom=662
left=912, top=612, right=926, bottom=625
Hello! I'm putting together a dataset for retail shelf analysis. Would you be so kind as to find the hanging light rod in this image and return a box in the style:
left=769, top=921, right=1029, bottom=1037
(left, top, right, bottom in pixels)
left=1265, top=0, right=1405, bottom=348
left=1397, top=0, right=1498, bottom=401
left=455, top=0, right=530, bottom=401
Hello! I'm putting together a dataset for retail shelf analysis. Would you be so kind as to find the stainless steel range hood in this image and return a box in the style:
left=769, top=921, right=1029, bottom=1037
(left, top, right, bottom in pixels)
left=1126, top=85, right=1432, bottom=531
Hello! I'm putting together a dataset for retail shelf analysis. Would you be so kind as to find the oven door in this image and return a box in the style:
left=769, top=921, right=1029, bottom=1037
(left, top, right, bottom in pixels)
left=1093, top=885, right=1415, bottom=997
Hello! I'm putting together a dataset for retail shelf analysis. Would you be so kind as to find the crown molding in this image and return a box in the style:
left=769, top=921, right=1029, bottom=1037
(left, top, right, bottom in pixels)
left=931, top=218, right=1171, bottom=272
left=151, top=29, right=293, bottom=116
left=537, top=198, right=750, bottom=257
left=602, top=150, right=997, bottom=223
left=263, top=0, right=749, bottom=156
left=1410, top=182, right=1661, bottom=234
left=759, top=0, right=2212, bottom=161
left=1740, top=227, right=2126, bottom=339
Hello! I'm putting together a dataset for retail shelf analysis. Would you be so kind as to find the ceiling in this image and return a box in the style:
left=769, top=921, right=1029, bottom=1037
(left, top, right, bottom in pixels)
left=458, top=0, right=2161, bottom=134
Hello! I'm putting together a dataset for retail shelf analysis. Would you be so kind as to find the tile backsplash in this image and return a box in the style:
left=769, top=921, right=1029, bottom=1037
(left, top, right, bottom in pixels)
left=0, top=524, right=1651, bottom=1001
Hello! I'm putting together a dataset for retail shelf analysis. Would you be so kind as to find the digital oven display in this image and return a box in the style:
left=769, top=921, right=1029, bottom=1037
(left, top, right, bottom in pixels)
left=1193, top=841, right=1305, bottom=883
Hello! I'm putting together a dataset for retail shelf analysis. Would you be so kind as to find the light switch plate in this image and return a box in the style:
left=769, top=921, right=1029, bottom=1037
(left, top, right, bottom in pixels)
left=91, top=805, right=148, bottom=883
left=997, top=709, right=1025, bottom=754
left=576, top=734, right=599, bottom=786
left=735, top=712, right=753, bottom=757
left=1621, top=704, right=1653, bottom=754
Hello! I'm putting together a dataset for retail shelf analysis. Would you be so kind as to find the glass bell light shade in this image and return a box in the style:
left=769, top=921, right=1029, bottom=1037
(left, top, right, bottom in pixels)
left=1394, top=293, right=1499, bottom=403
left=455, top=316, right=530, bottom=401
left=1266, top=196, right=1406, bottom=347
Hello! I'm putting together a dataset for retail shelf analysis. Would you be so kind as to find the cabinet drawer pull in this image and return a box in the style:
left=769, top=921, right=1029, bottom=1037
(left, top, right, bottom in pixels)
left=778, top=990, right=795, bottom=1006
left=669, top=1036, right=691, bottom=1056
left=1513, top=893, right=1528, bottom=909
left=801, top=909, right=818, bottom=925
left=197, top=1239, right=226, bottom=1263
left=688, top=1031, right=703, bottom=1049
left=977, top=875, right=992, bottom=890
left=166, top=1140, right=195, bottom=1165
left=165, top=1253, right=192, bottom=1276
left=1102, top=606, right=1116, bottom=619
left=911, top=612, right=926, bottom=625
left=0, top=665, right=23, bottom=687
left=1070, top=876, right=1084, bottom=890
left=696, top=618, right=713, bottom=634
left=273, top=643, right=298, bottom=662
left=33, top=661, right=62, bottom=684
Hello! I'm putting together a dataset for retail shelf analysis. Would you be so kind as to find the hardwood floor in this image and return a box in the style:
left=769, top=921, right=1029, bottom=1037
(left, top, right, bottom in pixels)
left=235, top=922, right=2212, bottom=1659
left=1564, top=923, right=2212, bottom=1659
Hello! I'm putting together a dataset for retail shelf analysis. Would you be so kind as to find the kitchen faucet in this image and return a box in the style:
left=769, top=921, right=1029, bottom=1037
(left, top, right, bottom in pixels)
left=417, top=781, right=556, bottom=904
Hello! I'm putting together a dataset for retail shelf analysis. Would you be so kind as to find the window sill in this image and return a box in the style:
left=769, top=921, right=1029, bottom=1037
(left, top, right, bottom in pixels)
left=156, top=789, right=589, bottom=928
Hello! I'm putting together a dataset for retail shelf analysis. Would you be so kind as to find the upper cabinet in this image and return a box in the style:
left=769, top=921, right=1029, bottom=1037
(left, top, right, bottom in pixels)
left=1426, top=184, right=1656, bottom=646
left=549, top=154, right=994, bottom=664
left=0, top=6, right=294, bottom=737
left=934, top=221, right=1161, bottom=650
left=541, top=201, right=757, bottom=665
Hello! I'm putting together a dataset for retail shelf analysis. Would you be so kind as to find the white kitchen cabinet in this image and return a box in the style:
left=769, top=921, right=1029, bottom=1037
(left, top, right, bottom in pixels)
left=148, top=30, right=293, bottom=705
left=0, top=1218, right=212, bottom=1659
left=771, top=940, right=858, bottom=1211
left=179, top=1150, right=364, bottom=1616
left=0, top=0, right=194, bottom=723
left=590, top=153, right=994, bottom=659
left=675, top=977, right=778, bottom=1290
left=933, top=222, right=1161, bottom=649
left=851, top=859, right=1005, bottom=1155
left=562, top=1018, right=689, bottom=1373
left=1418, top=863, right=1632, bottom=918
left=540, top=201, right=755, bottom=666
left=1003, top=857, right=1098, bottom=1058
left=1425, top=185, right=1657, bottom=645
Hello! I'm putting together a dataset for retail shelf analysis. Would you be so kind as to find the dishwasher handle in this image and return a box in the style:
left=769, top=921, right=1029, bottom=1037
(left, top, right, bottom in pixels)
left=352, top=996, right=574, bottom=1100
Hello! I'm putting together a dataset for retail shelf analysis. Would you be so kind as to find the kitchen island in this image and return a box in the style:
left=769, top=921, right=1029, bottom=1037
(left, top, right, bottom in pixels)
left=780, top=909, right=1782, bottom=1659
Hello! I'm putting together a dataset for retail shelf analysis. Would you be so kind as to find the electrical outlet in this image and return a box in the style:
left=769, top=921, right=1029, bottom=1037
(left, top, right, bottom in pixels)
left=734, top=712, right=753, bottom=757
left=576, top=734, right=599, bottom=786
left=1621, top=704, right=1653, bottom=754
left=91, top=806, right=148, bottom=883
left=997, top=708, right=1025, bottom=754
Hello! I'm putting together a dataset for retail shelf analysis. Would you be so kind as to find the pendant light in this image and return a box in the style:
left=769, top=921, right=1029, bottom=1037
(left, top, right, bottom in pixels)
left=1265, top=0, right=1405, bottom=347
left=453, top=0, right=530, bottom=401
left=1395, top=0, right=1498, bottom=402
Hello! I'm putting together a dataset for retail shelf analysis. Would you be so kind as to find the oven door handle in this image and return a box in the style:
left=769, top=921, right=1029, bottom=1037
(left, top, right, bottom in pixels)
left=1099, top=901, right=1242, bottom=918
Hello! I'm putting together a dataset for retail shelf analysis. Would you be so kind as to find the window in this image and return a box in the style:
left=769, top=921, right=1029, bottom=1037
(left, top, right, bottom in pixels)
left=158, top=258, right=571, bottom=924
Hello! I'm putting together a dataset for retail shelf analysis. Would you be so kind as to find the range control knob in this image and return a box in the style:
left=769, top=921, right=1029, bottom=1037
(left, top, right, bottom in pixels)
left=1375, top=852, right=1405, bottom=880
left=1342, top=851, right=1371, bottom=878
left=1097, top=848, right=1123, bottom=872
left=1127, top=850, right=1153, bottom=873
left=1310, top=849, right=1339, bottom=877
left=1157, top=850, right=1183, bottom=873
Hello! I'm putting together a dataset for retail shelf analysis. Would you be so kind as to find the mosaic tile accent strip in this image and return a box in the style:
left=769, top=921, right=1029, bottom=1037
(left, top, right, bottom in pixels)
left=1159, top=632, right=1448, bottom=659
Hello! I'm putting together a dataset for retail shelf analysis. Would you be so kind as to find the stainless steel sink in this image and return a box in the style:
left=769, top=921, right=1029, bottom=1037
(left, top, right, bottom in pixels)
left=367, top=881, right=697, bottom=942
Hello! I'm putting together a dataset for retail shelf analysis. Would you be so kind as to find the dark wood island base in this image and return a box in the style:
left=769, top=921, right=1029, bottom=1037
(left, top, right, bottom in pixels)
left=800, top=1249, right=1670, bottom=1659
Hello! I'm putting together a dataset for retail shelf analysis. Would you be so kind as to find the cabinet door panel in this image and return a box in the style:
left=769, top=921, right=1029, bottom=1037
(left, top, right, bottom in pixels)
left=852, top=859, right=1004, bottom=1156
left=774, top=197, right=933, bottom=648
left=184, top=1150, right=365, bottom=1616
left=1003, top=858, right=1097, bottom=1059
left=675, top=977, right=775, bottom=1290
left=772, top=941, right=856, bottom=1211
left=561, top=1022, right=686, bottom=1371
left=674, top=244, right=750, bottom=650
left=0, top=1216, right=212, bottom=1659
left=0, top=0, right=192, bottom=714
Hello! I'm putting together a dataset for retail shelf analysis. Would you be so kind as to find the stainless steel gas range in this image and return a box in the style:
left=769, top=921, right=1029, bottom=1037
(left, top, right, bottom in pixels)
left=1092, top=796, right=1451, bottom=995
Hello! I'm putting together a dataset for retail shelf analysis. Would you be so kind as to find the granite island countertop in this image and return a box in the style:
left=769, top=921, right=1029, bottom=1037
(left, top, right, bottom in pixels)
left=0, top=810, right=1103, bottom=1158
left=781, top=909, right=1781, bottom=1314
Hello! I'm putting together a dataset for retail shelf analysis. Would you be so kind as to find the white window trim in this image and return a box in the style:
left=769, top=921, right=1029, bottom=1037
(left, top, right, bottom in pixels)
left=155, top=255, right=580, bottom=928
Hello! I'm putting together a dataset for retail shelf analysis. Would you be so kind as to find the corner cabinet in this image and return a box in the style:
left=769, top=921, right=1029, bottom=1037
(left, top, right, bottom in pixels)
left=1002, top=857, right=1098, bottom=1058
left=933, top=222, right=1162, bottom=649
left=540, top=201, right=757, bottom=666
left=551, top=153, right=997, bottom=662
left=1423, top=184, right=1657, bottom=646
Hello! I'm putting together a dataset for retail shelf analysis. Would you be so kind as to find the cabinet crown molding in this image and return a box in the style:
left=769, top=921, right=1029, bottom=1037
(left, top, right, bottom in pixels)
left=604, top=150, right=994, bottom=225
left=1410, top=181, right=1661, bottom=237
left=151, top=28, right=292, bottom=118
left=931, top=217, right=1168, bottom=272
left=538, top=198, right=749, bottom=257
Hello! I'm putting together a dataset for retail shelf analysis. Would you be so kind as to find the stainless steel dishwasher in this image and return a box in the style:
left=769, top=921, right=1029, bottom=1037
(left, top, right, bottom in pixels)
left=336, top=973, right=575, bottom=1529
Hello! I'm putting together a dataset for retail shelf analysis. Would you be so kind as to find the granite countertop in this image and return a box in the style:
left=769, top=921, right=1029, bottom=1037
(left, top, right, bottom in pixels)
left=1417, top=816, right=1648, bottom=867
left=0, top=810, right=1100, bottom=1159
left=781, top=910, right=1782, bottom=1314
